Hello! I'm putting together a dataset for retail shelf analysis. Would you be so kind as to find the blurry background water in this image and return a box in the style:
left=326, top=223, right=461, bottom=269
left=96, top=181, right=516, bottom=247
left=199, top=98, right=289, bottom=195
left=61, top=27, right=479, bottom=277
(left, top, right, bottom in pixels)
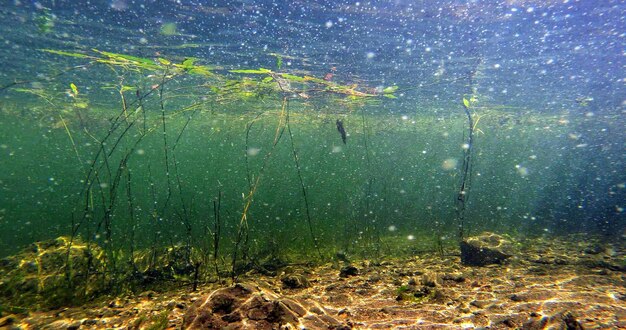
left=0, top=0, right=623, bottom=259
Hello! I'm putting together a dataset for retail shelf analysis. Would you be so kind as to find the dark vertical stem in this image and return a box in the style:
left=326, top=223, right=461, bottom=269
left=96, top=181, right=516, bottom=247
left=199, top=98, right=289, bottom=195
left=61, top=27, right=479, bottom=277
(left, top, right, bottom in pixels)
left=173, top=154, right=193, bottom=258
left=126, top=168, right=137, bottom=270
left=456, top=104, right=473, bottom=240
left=172, top=108, right=199, bottom=151
left=213, top=190, right=221, bottom=278
left=148, top=165, right=160, bottom=270
left=455, top=53, right=481, bottom=242
left=159, top=80, right=173, bottom=212
left=285, top=103, right=323, bottom=260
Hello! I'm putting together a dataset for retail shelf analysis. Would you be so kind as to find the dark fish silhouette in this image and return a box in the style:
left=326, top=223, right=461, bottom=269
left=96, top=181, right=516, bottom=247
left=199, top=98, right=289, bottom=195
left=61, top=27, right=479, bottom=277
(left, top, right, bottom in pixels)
left=336, top=119, right=346, bottom=144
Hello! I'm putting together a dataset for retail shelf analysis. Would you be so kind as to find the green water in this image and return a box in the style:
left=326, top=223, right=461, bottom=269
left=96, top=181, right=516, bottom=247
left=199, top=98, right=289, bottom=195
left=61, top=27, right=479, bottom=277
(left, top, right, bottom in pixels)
left=2, top=77, right=621, bottom=261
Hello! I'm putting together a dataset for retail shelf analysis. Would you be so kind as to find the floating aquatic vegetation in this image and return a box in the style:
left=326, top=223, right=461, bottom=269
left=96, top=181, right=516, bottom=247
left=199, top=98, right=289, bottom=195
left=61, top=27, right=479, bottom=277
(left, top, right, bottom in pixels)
left=39, top=48, right=396, bottom=109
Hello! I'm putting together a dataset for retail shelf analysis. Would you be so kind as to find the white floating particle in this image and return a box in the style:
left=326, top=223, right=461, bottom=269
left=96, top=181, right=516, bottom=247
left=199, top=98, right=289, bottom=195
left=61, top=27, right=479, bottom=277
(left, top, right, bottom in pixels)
left=247, top=147, right=261, bottom=156
left=442, top=158, right=458, bottom=170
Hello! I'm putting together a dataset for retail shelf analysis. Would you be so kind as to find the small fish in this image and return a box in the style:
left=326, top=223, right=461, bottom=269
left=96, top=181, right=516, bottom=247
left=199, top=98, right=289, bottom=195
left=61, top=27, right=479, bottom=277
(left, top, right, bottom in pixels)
left=336, top=119, right=347, bottom=144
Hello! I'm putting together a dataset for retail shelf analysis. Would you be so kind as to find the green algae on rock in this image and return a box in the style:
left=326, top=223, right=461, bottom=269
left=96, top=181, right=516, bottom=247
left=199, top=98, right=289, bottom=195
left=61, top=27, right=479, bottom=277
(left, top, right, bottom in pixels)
left=0, top=236, right=108, bottom=310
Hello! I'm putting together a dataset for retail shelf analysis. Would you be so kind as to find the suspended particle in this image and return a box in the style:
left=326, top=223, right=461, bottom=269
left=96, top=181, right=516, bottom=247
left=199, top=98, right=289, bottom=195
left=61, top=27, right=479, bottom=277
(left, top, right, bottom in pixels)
left=442, top=158, right=458, bottom=170
left=247, top=147, right=261, bottom=156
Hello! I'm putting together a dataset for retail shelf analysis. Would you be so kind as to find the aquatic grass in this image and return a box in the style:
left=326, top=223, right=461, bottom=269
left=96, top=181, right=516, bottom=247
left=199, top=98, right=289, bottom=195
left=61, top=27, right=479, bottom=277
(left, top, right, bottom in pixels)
left=231, top=96, right=288, bottom=280
left=6, top=47, right=433, bottom=297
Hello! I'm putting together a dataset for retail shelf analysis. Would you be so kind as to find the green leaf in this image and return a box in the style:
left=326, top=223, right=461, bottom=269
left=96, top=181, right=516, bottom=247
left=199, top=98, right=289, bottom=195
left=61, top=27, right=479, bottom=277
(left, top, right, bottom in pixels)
left=383, top=94, right=397, bottom=99
left=93, top=49, right=160, bottom=70
left=41, top=49, right=89, bottom=58
left=382, top=86, right=398, bottom=94
left=157, top=58, right=171, bottom=66
left=303, top=76, right=329, bottom=84
left=230, top=68, right=272, bottom=74
left=179, top=58, right=195, bottom=71
left=95, top=50, right=153, bottom=65
left=462, top=97, right=470, bottom=108
left=70, top=83, right=78, bottom=95
left=279, top=73, right=306, bottom=82
left=182, top=58, right=194, bottom=66
left=188, top=65, right=213, bottom=76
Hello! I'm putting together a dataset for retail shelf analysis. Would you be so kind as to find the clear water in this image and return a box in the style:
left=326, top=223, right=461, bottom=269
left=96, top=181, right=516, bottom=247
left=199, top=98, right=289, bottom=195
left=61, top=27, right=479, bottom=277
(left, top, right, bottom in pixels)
left=0, top=1, right=623, bottom=265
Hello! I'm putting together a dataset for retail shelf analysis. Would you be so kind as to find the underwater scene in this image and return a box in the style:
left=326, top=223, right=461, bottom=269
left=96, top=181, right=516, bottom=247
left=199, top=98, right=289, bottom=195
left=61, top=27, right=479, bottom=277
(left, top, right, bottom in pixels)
left=0, top=0, right=624, bottom=329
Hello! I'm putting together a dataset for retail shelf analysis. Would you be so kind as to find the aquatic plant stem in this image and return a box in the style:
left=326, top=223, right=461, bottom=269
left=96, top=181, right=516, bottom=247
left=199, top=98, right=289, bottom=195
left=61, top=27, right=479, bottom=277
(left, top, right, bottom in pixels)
left=456, top=101, right=474, bottom=240
left=232, top=97, right=288, bottom=280
left=245, top=113, right=263, bottom=191
left=126, top=168, right=137, bottom=270
left=158, top=73, right=173, bottom=213
left=213, top=191, right=221, bottom=278
left=74, top=77, right=173, bottom=237
left=173, top=153, right=193, bottom=258
left=285, top=102, right=323, bottom=260
left=59, top=114, right=84, bottom=168
left=68, top=73, right=173, bottom=288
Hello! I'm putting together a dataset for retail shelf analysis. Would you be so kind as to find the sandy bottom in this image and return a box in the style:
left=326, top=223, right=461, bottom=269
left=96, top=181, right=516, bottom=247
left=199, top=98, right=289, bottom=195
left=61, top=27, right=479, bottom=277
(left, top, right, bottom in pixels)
left=3, top=235, right=625, bottom=329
